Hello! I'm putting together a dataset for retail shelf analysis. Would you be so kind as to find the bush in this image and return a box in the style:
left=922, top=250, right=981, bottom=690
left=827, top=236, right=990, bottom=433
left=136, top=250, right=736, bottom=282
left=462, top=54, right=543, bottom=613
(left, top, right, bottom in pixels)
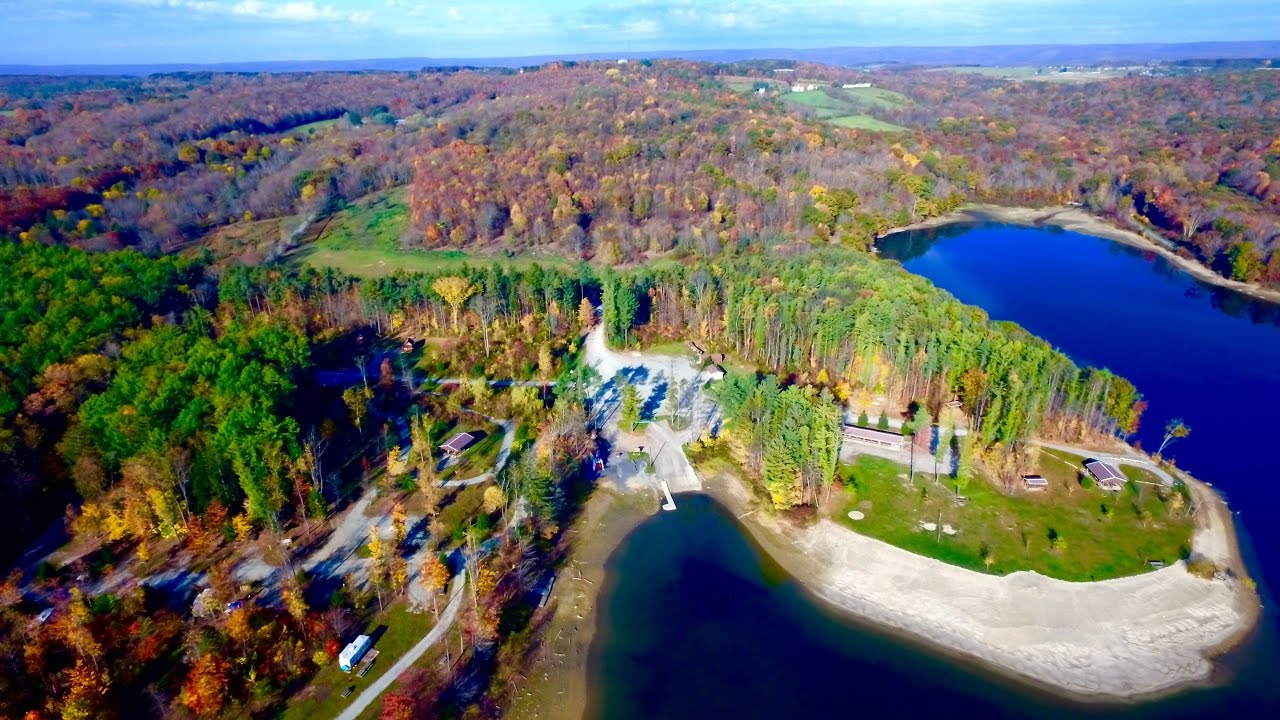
left=856, top=411, right=869, bottom=428
left=1080, top=474, right=1095, bottom=490
left=876, top=412, right=889, bottom=430
left=1186, top=558, right=1217, bottom=579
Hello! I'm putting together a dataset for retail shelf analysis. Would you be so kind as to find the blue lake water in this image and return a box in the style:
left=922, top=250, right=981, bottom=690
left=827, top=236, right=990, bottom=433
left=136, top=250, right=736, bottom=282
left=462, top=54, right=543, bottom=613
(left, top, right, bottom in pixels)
left=586, top=224, right=1280, bottom=718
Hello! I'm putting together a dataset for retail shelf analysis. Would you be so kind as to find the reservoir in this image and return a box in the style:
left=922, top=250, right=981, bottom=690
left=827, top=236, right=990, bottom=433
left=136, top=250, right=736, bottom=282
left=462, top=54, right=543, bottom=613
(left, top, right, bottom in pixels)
left=586, top=223, right=1280, bottom=718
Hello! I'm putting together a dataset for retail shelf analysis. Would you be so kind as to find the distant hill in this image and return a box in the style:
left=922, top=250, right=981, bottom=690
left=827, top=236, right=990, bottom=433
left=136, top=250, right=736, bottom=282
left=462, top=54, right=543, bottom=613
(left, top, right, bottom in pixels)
left=4, top=41, right=1280, bottom=76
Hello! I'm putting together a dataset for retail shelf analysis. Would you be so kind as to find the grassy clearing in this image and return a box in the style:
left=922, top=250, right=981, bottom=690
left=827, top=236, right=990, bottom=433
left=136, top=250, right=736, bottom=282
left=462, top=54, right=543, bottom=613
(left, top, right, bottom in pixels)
left=195, top=214, right=295, bottom=264
left=290, top=117, right=340, bottom=135
left=836, top=453, right=1193, bottom=581
left=838, top=85, right=912, bottom=109
left=780, top=88, right=909, bottom=131
left=286, top=186, right=572, bottom=277
left=282, top=599, right=436, bottom=720
left=782, top=89, right=849, bottom=118
left=828, top=114, right=909, bottom=132
left=310, top=186, right=412, bottom=251
left=434, top=483, right=488, bottom=540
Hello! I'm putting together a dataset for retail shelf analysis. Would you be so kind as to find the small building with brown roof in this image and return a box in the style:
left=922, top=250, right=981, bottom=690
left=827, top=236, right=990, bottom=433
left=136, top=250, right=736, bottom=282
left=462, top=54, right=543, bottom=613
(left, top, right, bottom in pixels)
left=842, top=425, right=905, bottom=450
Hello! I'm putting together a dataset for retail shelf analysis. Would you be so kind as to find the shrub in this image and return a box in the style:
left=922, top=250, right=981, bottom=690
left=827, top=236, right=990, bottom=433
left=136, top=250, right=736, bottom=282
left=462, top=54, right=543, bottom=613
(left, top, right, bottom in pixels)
left=857, top=411, right=869, bottom=428
left=1186, top=558, right=1217, bottom=579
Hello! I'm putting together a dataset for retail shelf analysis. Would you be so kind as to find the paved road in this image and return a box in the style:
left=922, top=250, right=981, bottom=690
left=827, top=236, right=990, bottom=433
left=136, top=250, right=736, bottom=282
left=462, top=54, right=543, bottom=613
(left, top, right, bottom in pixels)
left=1030, top=439, right=1175, bottom=486
left=583, top=325, right=718, bottom=495
left=334, top=573, right=466, bottom=720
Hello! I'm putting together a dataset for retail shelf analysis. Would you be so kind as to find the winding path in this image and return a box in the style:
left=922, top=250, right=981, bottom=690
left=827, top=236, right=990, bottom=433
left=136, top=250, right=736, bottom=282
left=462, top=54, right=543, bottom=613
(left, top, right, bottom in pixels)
left=334, top=573, right=467, bottom=720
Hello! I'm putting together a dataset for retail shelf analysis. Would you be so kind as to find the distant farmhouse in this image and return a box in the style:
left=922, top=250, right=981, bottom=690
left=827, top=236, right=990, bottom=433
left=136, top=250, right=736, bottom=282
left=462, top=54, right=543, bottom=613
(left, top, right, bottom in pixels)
left=791, top=83, right=820, bottom=92
left=843, top=82, right=873, bottom=88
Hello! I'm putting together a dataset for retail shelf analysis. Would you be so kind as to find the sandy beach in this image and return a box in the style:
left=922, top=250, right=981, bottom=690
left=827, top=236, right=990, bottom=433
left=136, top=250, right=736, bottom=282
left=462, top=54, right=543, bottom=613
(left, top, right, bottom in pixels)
left=700, top=465, right=1260, bottom=703
left=882, top=204, right=1280, bottom=305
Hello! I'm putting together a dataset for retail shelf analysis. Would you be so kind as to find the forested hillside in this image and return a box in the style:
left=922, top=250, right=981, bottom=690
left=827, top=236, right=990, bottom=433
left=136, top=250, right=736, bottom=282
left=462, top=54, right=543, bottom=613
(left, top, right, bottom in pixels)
left=3, top=60, right=1278, bottom=284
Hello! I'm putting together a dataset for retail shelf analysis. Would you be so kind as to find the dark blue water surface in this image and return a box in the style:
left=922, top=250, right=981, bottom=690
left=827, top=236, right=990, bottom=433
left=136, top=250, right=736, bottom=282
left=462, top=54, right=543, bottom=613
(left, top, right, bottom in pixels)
left=586, top=224, right=1280, bottom=718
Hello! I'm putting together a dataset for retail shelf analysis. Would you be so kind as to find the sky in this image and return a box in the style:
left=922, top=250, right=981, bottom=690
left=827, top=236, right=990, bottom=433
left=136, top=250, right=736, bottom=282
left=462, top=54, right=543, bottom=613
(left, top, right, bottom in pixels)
left=1, top=0, right=1278, bottom=66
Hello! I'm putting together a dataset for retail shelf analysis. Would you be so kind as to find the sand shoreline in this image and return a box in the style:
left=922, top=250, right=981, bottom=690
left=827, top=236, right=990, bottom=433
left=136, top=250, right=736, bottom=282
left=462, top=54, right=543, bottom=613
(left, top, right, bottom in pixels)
left=506, top=468, right=1258, bottom=718
left=698, top=462, right=1261, bottom=705
left=880, top=204, right=1280, bottom=305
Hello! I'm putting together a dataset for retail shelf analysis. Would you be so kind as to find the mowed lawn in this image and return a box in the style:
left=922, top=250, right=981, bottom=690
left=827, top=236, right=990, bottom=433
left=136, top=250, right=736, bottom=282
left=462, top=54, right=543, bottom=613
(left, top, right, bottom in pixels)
left=836, top=453, right=1193, bottom=581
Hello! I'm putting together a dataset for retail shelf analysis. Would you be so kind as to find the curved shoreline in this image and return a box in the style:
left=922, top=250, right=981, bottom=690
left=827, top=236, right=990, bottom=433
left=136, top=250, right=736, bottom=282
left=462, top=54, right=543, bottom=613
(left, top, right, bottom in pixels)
left=697, top=462, right=1261, bottom=704
left=880, top=204, right=1280, bottom=305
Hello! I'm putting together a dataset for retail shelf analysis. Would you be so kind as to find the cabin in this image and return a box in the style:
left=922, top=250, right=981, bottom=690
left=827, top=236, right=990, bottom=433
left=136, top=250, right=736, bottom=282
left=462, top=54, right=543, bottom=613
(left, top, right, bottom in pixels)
left=339, top=635, right=371, bottom=672
left=400, top=337, right=415, bottom=354
left=1084, top=460, right=1126, bottom=491
left=841, top=425, right=905, bottom=451
left=441, top=432, right=476, bottom=455
left=706, top=364, right=726, bottom=381
left=1022, top=475, right=1049, bottom=491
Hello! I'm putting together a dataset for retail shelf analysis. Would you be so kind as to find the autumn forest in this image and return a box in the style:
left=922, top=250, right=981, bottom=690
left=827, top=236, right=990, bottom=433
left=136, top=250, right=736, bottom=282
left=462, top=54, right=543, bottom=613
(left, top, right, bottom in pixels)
left=0, top=57, right=1276, bottom=718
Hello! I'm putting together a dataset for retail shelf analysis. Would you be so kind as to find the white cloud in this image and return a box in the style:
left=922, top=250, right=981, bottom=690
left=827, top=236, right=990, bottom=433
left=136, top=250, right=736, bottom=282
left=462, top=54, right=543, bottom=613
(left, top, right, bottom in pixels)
left=624, top=18, right=659, bottom=34
left=122, top=0, right=370, bottom=24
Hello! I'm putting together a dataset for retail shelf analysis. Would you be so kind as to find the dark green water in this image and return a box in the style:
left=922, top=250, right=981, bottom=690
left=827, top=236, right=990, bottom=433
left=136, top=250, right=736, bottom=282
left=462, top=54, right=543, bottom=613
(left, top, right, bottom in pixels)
left=586, top=224, right=1280, bottom=718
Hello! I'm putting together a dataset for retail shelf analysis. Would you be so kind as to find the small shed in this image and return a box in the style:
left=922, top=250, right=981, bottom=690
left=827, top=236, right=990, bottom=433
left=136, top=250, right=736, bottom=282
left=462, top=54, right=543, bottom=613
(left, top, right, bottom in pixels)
left=441, top=432, right=476, bottom=455
left=1084, top=460, right=1126, bottom=491
left=339, top=635, right=371, bottom=672
left=1022, top=475, right=1049, bottom=491
left=842, top=425, right=905, bottom=450
left=706, top=364, right=726, bottom=380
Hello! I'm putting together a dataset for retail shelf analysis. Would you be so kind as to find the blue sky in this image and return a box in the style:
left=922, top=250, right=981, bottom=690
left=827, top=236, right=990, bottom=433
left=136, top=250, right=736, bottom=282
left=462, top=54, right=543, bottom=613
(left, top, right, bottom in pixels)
left=2, top=1, right=1278, bottom=65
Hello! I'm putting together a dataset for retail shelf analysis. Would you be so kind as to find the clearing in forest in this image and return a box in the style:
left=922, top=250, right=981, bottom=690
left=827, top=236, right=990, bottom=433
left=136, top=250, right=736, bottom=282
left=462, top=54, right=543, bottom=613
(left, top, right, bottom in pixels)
left=284, top=186, right=571, bottom=277
left=836, top=454, right=1193, bottom=582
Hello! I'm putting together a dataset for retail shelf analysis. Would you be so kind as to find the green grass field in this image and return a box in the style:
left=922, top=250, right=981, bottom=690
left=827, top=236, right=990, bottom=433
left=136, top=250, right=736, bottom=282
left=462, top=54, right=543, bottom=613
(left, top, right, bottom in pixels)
left=828, top=114, right=909, bottom=132
left=290, top=118, right=340, bottom=135
left=838, top=85, right=912, bottom=110
left=782, top=89, right=849, bottom=118
left=836, top=453, right=1193, bottom=581
left=282, top=599, right=437, bottom=720
left=780, top=88, right=910, bottom=131
left=285, top=186, right=572, bottom=277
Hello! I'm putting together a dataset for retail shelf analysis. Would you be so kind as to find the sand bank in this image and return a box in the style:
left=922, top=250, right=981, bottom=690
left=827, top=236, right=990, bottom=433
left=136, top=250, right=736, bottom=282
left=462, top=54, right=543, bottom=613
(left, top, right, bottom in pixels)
left=882, top=204, right=1280, bottom=305
left=700, top=466, right=1260, bottom=703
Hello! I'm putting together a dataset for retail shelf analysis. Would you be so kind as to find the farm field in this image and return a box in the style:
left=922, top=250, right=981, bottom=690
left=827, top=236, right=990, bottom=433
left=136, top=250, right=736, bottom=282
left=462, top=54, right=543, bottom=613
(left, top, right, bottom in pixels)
left=780, top=86, right=910, bottom=131
left=828, top=114, right=909, bottom=132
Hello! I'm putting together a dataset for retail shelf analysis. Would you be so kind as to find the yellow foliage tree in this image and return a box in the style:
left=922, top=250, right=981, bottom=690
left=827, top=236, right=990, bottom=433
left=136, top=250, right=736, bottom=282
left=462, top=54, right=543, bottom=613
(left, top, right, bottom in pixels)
left=482, top=486, right=506, bottom=515
left=431, top=276, right=478, bottom=331
left=391, top=501, right=407, bottom=549
left=60, top=659, right=111, bottom=720
left=578, top=296, right=595, bottom=328
left=231, top=514, right=253, bottom=542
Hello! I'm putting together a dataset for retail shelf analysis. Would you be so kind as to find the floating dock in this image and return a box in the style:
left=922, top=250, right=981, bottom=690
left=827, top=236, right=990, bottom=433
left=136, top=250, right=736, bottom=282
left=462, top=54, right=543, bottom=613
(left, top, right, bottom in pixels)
left=660, top=480, right=677, bottom=511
